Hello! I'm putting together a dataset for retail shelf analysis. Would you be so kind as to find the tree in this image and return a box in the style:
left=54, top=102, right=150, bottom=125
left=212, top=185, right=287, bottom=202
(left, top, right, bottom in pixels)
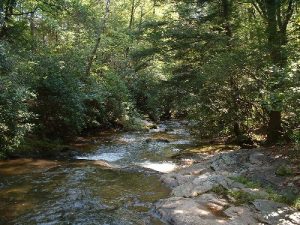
left=251, top=0, right=298, bottom=143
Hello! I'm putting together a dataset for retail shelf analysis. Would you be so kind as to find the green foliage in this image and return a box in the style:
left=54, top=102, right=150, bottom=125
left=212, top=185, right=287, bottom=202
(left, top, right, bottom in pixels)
left=0, top=44, right=35, bottom=157
left=211, top=185, right=227, bottom=196
left=212, top=185, right=258, bottom=205
left=0, top=0, right=299, bottom=157
left=294, top=197, right=300, bottom=210
left=31, top=53, right=85, bottom=140
left=127, top=69, right=170, bottom=121
left=230, top=176, right=260, bottom=189
left=229, top=176, right=300, bottom=208
left=0, top=80, right=34, bottom=158
left=228, top=190, right=257, bottom=205
left=275, top=165, right=293, bottom=176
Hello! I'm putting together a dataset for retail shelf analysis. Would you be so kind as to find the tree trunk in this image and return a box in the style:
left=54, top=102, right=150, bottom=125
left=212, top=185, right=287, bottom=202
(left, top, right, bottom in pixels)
left=221, top=0, right=232, bottom=38
left=265, top=0, right=283, bottom=143
left=29, top=12, right=36, bottom=50
left=267, top=111, right=283, bottom=143
left=85, top=0, right=111, bottom=77
left=265, top=0, right=282, bottom=66
left=129, top=0, right=135, bottom=30
left=125, top=0, right=135, bottom=57
left=221, top=0, right=241, bottom=137
left=139, top=3, right=144, bottom=32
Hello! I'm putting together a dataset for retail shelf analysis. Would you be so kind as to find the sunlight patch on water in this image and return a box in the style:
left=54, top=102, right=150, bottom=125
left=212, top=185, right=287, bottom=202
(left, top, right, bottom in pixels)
left=76, top=152, right=125, bottom=162
left=138, top=161, right=177, bottom=173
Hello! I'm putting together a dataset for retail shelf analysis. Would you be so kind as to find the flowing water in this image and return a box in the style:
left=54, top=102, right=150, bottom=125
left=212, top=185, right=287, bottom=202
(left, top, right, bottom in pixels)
left=0, top=121, right=194, bottom=225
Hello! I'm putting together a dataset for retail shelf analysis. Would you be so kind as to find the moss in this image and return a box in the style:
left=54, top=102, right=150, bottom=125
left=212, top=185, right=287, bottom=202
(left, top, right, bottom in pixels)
left=275, top=165, right=293, bottom=176
left=212, top=185, right=258, bottom=205
left=212, top=179, right=300, bottom=210
left=229, top=176, right=300, bottom=209
left=228, top=190, right=257, bottom=205
left=211, top=185, right=227, bottom=196
left=293, top=197, right=300, bottom=210
left=266, top=187, right=300, bottom=208
left=230, top=176, right=260, bottom=188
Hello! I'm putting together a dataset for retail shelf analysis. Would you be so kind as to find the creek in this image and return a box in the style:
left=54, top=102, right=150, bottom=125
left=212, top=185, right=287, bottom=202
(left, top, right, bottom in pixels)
left=0, top=120, right=195, bottom=225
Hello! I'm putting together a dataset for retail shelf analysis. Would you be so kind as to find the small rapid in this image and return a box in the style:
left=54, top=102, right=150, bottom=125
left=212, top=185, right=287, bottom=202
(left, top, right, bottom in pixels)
left=75, top=120, right=193, bottom=172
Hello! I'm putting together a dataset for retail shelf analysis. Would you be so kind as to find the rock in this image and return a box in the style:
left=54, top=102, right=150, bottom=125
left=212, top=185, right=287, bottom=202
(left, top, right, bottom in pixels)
left=253, top=199, right=299, bottom=225
left=172, top=183, right=196, bottom=197
left=288, top=212, right=300, bottom=224
left=241, top=188, right=269, bottom=198
left=224, top=206, right=258, bottom=225
left=157, top=149, right=299, bottom=225
left=196, top=193, right=229, bottom=211
left=155, top=197, right=228, bottom=225
left=92, top=160, right=115, bottom=168
left=171, top=172, right=243, bottom=197
left=160, top=174, right=179, bottom=188
left=180, top=162, right=212, bottom=176
left=155, top=196, right=259, bottom=225
left=145, top=138, right=170, bottom=143
left=160, top=173, right=195, bottom=188
left=171, top=172, right=248, bottom=197
left=149, top=124, right=158, bottom=129
left=210, top=152, right=240, bottom=172
left=249, top=152, right=270, bottom=165
left=171, top=173, right=215, bottom=197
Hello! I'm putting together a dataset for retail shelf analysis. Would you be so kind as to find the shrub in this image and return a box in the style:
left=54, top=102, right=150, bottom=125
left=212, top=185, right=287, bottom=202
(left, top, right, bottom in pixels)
left=32, top=54, right=85, bottom=140
left=0, top=77, right=35, bottom=157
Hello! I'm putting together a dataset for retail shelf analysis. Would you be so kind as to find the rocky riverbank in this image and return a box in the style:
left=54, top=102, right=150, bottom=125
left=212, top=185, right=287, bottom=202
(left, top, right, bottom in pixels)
left=154, top=148, right=300, bottom=225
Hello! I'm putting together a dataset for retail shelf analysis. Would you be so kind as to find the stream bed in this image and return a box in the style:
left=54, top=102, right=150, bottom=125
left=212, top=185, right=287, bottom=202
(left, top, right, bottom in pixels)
left=0, top=121, right=195, bottom=225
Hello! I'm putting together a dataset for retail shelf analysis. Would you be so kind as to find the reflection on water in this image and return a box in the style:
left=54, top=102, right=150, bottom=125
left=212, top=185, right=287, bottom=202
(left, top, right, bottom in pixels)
left=0, top=162, right=169, bottom=225
left=0, top=120, right=194, bottom=224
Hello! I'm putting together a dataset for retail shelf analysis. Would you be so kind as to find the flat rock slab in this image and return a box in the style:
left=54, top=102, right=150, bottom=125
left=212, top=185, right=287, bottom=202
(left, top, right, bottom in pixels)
left=155, top=194, right=260, bottom=225
left=155, top=195, right=229, bottom=225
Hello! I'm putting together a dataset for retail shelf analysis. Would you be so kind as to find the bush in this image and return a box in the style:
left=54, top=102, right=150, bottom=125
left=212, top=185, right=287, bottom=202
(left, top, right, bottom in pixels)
left=0, top=77, right=35, bottom=157
left=83, top=70, right=140, bottom=130
left=32, top=54, right=85, bottom=140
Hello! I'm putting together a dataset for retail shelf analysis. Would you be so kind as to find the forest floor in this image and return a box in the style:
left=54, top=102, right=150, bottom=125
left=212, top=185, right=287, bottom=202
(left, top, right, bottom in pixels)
left=154, top=146, right=300, bottom=225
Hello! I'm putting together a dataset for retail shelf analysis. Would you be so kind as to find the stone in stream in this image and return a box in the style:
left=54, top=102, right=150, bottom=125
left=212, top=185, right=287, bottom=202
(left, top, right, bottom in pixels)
left=145, top=138, right=170, bottom=143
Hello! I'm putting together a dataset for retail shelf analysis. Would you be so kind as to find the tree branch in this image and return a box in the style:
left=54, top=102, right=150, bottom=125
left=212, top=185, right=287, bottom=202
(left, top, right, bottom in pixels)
left=7, top=7, right=38, bottom=16
left=282, top=0, right=295, bottom=29
left=251, top=1, right=266, bottom=20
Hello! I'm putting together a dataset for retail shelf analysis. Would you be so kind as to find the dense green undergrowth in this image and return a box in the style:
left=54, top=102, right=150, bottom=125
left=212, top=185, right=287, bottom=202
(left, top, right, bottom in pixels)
left=0, top=0, right=299, bottom=158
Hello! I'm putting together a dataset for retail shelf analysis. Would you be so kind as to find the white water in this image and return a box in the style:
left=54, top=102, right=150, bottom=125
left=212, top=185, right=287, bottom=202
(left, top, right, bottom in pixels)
left=76, top=152, right=126, bottom=162
left=75, top=120, right=193, bottom=173
left=138, top=161, right=177, bottom=173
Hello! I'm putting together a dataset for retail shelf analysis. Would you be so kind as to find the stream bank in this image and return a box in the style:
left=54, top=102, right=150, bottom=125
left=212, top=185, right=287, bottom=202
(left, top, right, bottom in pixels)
left=155, top=148, right=300, bottom=225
